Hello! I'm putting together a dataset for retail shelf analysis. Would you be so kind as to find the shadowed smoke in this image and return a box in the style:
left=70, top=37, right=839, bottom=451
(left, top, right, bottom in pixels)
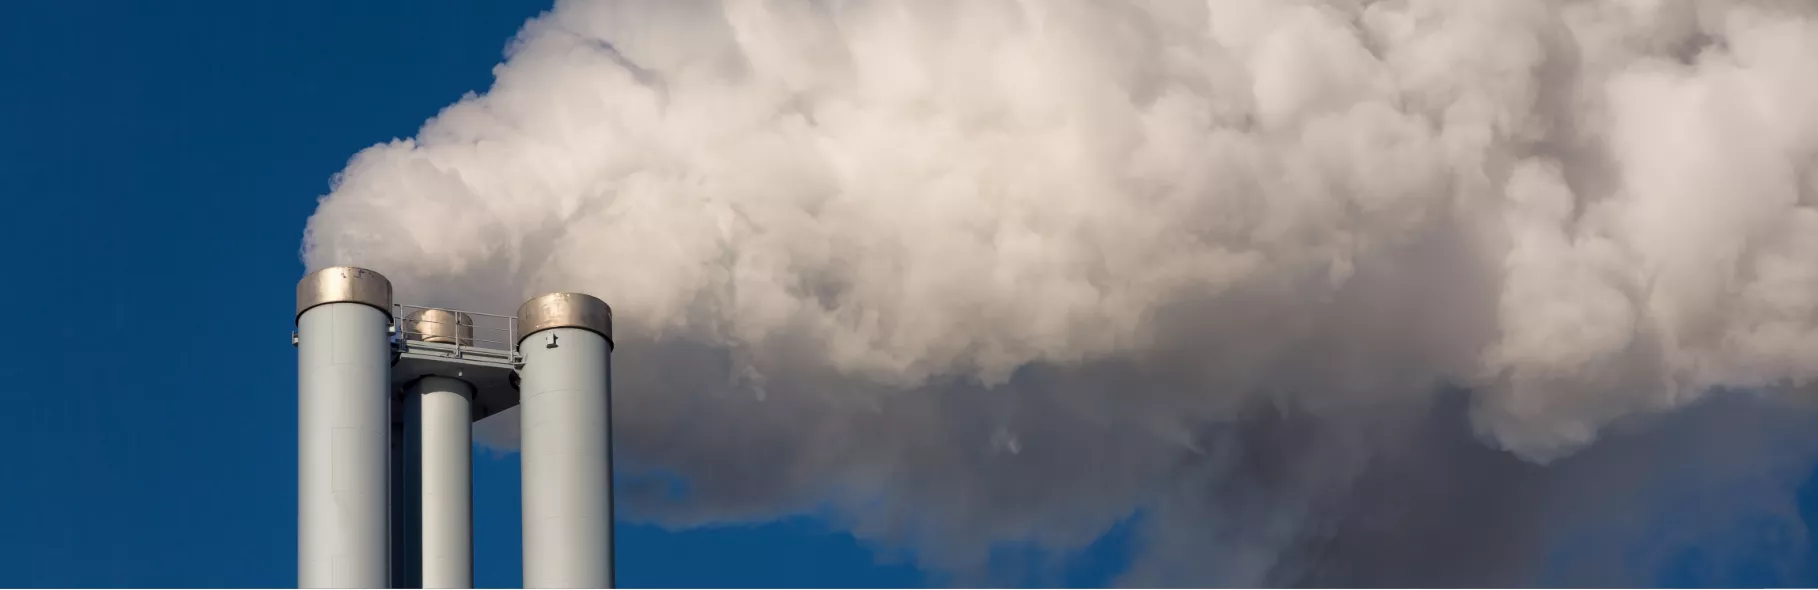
left=305, top=0, right=1818, bottom=584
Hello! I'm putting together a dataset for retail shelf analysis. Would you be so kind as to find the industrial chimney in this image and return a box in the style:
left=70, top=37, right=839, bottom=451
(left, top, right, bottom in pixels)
left=515, top=293, right=615, bottom=589
left=295, top=267, right=615, bottom=589
left=296, top=267, right=394, bottom=589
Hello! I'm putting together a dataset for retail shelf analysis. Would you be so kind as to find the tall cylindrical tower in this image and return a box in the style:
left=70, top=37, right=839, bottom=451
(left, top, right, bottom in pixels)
left=515, top=293, right=614, bottom=589
left=416, top=376, right=472, bottom=588
left=404, top=309, right=477, bottom=589
left=296, top=267, right=393, bottom=589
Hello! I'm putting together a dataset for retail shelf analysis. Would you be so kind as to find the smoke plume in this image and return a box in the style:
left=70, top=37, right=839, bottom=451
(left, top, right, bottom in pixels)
left=304, top=0, right=1818, bottom=584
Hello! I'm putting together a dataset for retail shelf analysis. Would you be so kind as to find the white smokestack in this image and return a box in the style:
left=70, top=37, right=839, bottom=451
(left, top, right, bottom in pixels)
left=295, top=267, right=393, bottom=589
left=301, top=0, right=1818, bottom=584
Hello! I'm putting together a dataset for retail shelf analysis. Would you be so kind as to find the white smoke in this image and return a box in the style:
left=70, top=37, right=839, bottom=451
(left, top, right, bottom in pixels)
left=304, top=0, right=1818, bottom=584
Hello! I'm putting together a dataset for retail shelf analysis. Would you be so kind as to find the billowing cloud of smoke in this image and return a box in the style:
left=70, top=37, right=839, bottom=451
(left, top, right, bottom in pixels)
left=304, top=0, right=1818, bottom=585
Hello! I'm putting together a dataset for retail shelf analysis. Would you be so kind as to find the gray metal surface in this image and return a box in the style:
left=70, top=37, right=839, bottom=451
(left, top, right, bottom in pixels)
left=391, top=341, right=520, bottom=422
left=297, top=301, right=392, bottom=588
left=518, top=325, right=614, bottom=588
left=416, top=376, right=474, bottom=589
left=297, top=266, right=393, bottom=319
left=404, top=308, right=474, bottom=346
left=516, top=293, right=613, bottom=347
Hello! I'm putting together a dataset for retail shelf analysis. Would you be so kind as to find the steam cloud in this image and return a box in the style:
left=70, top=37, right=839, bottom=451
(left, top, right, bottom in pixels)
left=304, top=0, right=1818, bottom=585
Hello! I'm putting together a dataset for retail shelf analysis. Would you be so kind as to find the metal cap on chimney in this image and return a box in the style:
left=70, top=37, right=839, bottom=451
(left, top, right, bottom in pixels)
left=404, top=308, right=474, bottom=346
left=516, top=292, right=613, bottom=348
left=295, top=266, right=393, bottom=321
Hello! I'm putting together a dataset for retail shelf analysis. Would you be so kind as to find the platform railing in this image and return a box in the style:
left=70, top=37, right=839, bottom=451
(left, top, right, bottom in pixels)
left=391, top=303, right=521, bottom=364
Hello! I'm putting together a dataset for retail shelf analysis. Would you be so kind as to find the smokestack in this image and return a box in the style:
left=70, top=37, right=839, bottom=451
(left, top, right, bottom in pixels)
left=295, top=267, right=394, bottom=588
left=401, top=309, right=478, bottom=588
left=413, top=375, right=474, bottom=588
left=515, top=293, right=615, bottom=589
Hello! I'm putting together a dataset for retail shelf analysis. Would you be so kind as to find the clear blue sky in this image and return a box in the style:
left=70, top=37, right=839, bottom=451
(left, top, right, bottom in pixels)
left=2, top=2, right=1817, bottom=588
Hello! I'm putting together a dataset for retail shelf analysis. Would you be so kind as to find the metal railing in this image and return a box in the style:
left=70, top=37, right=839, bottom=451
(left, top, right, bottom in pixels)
left=391, top=303, right=521, bottom=365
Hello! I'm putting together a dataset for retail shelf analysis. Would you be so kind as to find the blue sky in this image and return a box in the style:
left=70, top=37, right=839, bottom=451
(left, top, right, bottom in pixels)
left=4, top=1, right=1818, bottom=588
